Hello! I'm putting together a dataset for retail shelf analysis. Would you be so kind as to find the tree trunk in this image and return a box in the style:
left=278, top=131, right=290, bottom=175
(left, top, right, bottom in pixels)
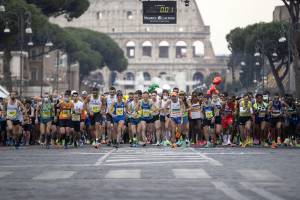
left=3, top=50, right=12, bottom=93
left=292, top=28, right=300, bottom=99
left=267, top=56, right=286, bottom=96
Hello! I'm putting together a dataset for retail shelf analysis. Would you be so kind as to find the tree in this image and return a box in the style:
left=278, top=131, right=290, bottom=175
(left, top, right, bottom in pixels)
left=226, top=22, right=294, bottom=95
left=25, top=0, right=90, bottom=20
left=281, top=0, right=300, bottom=98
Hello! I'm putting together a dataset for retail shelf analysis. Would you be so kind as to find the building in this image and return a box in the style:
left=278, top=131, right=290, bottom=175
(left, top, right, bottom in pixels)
left=51, top=0, right=228, bottom=93
left=0, top=48, right=80, bottom=97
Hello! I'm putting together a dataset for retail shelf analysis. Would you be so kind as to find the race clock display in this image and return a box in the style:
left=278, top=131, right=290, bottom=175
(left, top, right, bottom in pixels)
left=143, top=1, right=177, bottom=24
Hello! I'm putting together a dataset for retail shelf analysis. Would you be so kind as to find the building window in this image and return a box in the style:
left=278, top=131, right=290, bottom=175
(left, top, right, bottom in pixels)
left=193, top=72, right=204, bottom=83
left=142, top=41, right=152, bottom=57
left=193, top=41, right=204, bottom=57
left=176, top=41, right=187, bottom=58
left=126, top=41, right=135, bottom=58
left=159, top=41, right=169, bottom=58
left=143, top=72, right=151, bottom=81
left=31, top=68, right=38, bottom=81
left=96, top=11, right=103, bottom=20
left=125, top=72, right=135, bottom=81
left=127, top=11, right=133, bottom=19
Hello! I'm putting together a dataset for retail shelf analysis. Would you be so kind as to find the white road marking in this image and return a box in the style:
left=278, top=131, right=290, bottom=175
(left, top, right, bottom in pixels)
left=190, top=149, right=223, bottom=166
left=0, top=164, right=95, bottom=168
left=173, top=169, right=211, bottom=179
left=203, top=152, right=268, bottom=155
left=212, top=181, right=251, bottom=200
left=94, top=149, right=116, bottom=166
left=238, top=170, right=281, bottom=181
left=106, top=157, right=205, bottom=162
left=240, top=182, right=286, bottom=200
left=103, top=160, right=209, bottom=166
left=105, top=169, right=141, bottom=179
left=0, top=171, right=13, bottom=178
left=33, top=171, right=75, bottom=180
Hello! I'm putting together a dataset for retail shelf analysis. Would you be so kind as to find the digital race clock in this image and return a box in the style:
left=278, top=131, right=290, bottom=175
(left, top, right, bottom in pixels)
left=143, top=1, right=177, bottom=24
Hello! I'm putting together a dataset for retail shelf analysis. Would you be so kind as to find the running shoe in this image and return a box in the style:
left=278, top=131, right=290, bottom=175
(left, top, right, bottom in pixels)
left=204, top=141, right=212, bottom=148
left=271, top=141, right=277, bottom=149
left=283, top=138, right=290, bottom=146
left=253, top=138, right=260, bottom=145
left=171, top=143, right=176, bottom=148
left=101, top=140, right=106, bottom=144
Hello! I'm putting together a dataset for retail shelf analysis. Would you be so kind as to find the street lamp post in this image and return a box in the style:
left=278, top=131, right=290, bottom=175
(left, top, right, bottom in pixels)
left=1, top=3, right=32, bottom=97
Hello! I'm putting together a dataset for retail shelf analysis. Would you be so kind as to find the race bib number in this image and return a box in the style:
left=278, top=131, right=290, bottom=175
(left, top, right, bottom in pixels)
left=72, top=114, right=81, bottom=121
left=42, top=111, right=51, bottom=118
left=92, top=105, right=100, bottom=113
left=240, top=107, right=247, bottom=113
left=116, top=108, right=124, bottom=116
left=190, top=111, right=201, bottom=119
left=205, top=111, right=213, bottom=119
left=7, top=110, right=17, bottom=118
left=143, top=109, right=150, bottom=117
left=258, top=112, right=266, bottom=118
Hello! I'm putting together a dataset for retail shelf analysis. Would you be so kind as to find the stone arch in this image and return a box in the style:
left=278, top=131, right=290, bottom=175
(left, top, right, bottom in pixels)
left=193, top=72, right=204, bottom=83
left=143, top=72, right=151, bottom=81
left=126, top=41, right=135, bottom=58
left=142, top=41, right=152, bottom=57
left=176, top=41, right=187, bottom=58
left=159, top=41, right=169, bottom=58
left=193, top=41, right=204, bottom=57
left=125, top=72, right=135, bottom=81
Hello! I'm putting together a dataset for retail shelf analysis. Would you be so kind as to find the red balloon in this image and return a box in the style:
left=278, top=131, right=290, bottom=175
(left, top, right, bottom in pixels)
left=210, top=84, right=216, bottom=92
left=207, top=90, right=211, bottom=95
left=213, top=76, right=222, bottom=85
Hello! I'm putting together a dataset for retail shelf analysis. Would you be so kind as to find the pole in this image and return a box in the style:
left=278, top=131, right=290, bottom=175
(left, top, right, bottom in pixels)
left=56, top=50, right=59, bottom=93
left=40, top=47, right=44, bottom=97
left=288, top=20, right=291, bottom=93
left=19, top=14, right=24, bottom=98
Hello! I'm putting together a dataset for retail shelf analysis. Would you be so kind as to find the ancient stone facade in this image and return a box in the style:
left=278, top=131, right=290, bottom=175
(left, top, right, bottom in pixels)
left=51, top=0, right=228, bottom=93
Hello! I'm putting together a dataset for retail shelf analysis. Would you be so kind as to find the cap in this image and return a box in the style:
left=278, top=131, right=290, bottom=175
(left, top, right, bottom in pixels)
left=171, top=92, right=177, bottom=97
left=81, top=91, right=87, bottom=95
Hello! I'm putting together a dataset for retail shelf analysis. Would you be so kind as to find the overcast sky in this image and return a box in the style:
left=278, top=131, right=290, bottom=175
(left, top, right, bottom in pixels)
left=195, top=0, right=284, bottom=55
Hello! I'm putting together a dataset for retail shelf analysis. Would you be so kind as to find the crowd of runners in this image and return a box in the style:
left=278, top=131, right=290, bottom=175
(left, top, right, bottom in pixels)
left=0, top=86, right=300, bottom=149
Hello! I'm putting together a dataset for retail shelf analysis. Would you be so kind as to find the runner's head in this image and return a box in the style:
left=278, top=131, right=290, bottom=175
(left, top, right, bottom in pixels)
left=109, top=87, right=116, bottom=97
left=151, top=91, right=157, bottom=101
left=256, top=93, right=263, bottom=103
left=43, top=92, right=50, bottom=102
left=92, top=87, right=99, bottom=98
left=116, top=90, right=123, bottom=101
left=273, top=93, right=280, bottom=102
left=178, top=91, right=185, bottom=100
left=72, top=91, right=79, bottom=101
left=128, top=92, right=134, bottom=101
left=243, top=94, right=249, bottom=103
left=142, top=91, right=149, bottom=101
left=162, top=90, right=169, bottom=100
left=10, top=91, right=17, bottom=100
left=173, top=87, right=179, bottom=94
left=81, top=91, right=88, bottom=99
left=134, top=91, right=139, bottom=101
left=64, top=90, right=71, bottom=102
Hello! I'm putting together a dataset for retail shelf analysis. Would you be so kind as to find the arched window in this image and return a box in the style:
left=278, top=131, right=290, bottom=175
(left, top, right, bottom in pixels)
left=111, top=71, right=117, bottom=85
left=176, top=41, right=187, bottom=58
left=125, top=72, right=135, bottom=81
left=96, top=11, right=103, bottom=20
left=127, top=11, right=133, bottom=19
left=143, top=72, right=151, bottom=81
left=193, top=72, right=204, bottom=83
left=193, top=41, right=204, bottom=57
left=126, top=41, right=135, bottom=58
left=142, top=41, right=152, bottom=57
left=159, top=41, right=169, bottom=58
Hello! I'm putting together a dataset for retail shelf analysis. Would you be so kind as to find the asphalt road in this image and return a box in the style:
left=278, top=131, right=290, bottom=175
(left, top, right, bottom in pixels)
left=0, top=145, right=299, bottom=200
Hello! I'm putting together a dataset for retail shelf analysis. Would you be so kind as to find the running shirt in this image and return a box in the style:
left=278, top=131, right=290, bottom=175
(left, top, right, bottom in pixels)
left=160, top=99, right=170, bottom=116
left=89, top=96, right=101, bottom=114
left=140, top=100, right=152, bottom=118
left=112, top=101, right=126, bottom=119
left=271, top=100, right=282, bottom=117
left=190, top=102, right=201, bottom=119
left=40, top=102, right=53, bottom=120
left=223, top=102, right=235, bottom=116
left=128, top=101, right=139, bottom=119
left=253, top=102, right=268, bottom=118
left=170, top=100, right=181, bottom=118
left=59, top=101, right=73, bottom=120
left=151, top=99, right=160, bottom=116
left=239, top=100, right=253, bottom=117
left=106, top=95, right=117, bottom=113
left=6, top=100, right=20, bottom=121
left=72, top=101, right=83, bottom=121
left=212, top=100, right=222, bottom=117
left=202, top=104, right=214, bottom=120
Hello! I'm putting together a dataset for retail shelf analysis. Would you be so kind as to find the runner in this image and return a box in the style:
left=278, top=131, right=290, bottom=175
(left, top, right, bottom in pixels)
left=127, top=91, right=141, bottom=147
left=178, top=91, right=189, bottom=147
left=84, top=88, right=103, bottom=148
left=201, top=95, right=215, bottom=148
left=138, top=91, right=153, bottom=146
left=253, top=94, right=269, bottom=146
left=23, top=99, right=34, bottom=146
left=109, top=90, right=126, bottom=148
left=189, top=92, right=203, bottom=146
left=105, top=87, right=117, bottom=146
left=150, top=91, right=161, bottom=145
left=71, top=91, right=84, bottom=147
left=221, top=95, right=235, bottom=145
left=283, top=95, right=299, bottom=146
left=160, top=90, right=171, bottom=146
left=58, top=90, right=73, bottom=149
left=5, top=91, right=25, bottom=149
left=0, top=97, right=6, bottom=145
left=164, top=92, right=184, bottom=148
left=211, top=94, right=223, bottom=145
left=269, top=93, right=284, bottom=148
left=237, top=94, right=253, bottom=148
